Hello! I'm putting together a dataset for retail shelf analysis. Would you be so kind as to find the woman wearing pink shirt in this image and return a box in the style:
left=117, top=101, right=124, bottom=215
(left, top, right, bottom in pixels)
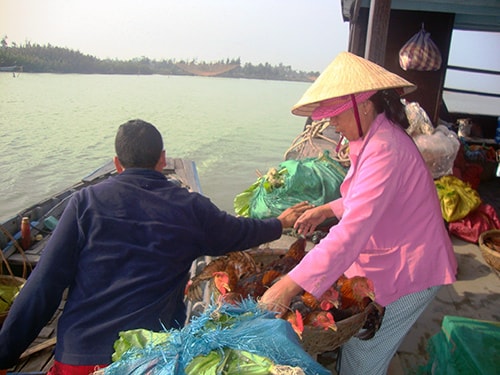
left=261, top=52, right=457, bottom=374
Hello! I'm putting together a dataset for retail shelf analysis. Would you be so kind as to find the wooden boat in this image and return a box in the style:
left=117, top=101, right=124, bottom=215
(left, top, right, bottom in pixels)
left=0, top=66, right=22, bottom=72
left=3, top=1, right=499, bottom=373
left=1, top=158, right=201, bottom=269
left=1, top=157, right=202, bottom=373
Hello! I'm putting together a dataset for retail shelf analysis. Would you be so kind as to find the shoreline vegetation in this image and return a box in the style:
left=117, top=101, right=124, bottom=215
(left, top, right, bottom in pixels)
left=0, top=39, right=319, bottom=82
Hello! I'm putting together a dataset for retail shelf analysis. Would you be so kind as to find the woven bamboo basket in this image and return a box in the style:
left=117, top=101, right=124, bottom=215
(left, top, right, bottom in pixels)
left=0, top=275, right=25, bottom=325
left=248, top=247, right=378, bottom=358
left=478, top=229, right=500, bottom=272
left=300, top=303, right=372, bottom=358
left=0, top=230, right=28, bottom=326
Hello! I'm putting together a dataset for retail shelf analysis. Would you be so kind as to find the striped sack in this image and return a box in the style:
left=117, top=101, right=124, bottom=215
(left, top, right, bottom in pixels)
left=399, top=25, right=442, bottom=71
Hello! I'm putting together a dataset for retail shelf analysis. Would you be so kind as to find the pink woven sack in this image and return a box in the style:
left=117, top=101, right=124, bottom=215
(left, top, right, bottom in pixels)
left=399, top=24, right=442, bottom=71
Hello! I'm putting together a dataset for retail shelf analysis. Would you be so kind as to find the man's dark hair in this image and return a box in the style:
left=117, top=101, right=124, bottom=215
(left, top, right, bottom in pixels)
left=115, top=119, right=163, bottom=169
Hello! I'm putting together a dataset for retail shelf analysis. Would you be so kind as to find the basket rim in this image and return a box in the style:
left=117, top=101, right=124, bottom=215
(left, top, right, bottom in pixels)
left=300, top=301, right=376, bottom=355
left=478, top=229, right=500, bottom=255
left=479, top=229, right=500, bottom=241
left=478, top=229, right=500, bottom=272
left=303, top=303, right=369, bottom=333
left=0, top=275, right=26, bottom=285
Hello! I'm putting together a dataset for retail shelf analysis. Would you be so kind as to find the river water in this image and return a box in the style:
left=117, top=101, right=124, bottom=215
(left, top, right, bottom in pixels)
left=0, top=73, right=310, bottom=222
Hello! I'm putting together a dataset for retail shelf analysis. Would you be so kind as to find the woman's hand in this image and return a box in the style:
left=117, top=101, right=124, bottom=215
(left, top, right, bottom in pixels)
left=294, top=204, right=334, bottom=236
left=260, top=275, right=303, bottom=317
left=277, top=201, right=314, bottom=229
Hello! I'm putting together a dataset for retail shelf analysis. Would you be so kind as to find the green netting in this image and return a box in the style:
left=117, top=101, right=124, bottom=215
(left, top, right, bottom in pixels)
left=419, top=316, right=500, bottom=375
left=234, top=151, right=347, bottom=219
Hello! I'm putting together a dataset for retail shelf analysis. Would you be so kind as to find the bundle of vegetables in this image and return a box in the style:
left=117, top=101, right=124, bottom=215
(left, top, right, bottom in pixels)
left=101, top=298, right=329, bottom=375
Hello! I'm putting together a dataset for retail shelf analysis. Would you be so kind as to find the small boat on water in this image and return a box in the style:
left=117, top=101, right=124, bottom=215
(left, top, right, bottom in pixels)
left=0, top=65, right=23, bottom=77
left=1, top=158, right=201, bottom=270
left=0, top=66, right=22, bottom=72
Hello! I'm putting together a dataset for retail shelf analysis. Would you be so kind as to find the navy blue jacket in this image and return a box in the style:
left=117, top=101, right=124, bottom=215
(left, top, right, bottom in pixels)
left=0, top=168, right=282, bottom=367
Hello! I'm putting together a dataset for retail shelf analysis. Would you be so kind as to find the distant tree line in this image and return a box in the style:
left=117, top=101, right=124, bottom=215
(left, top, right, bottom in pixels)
left=0, top=38, right=318, bottom=82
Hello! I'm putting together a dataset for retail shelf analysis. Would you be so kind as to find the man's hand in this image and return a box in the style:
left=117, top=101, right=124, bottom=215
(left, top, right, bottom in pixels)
left=277, top=201, right=313, bottom=228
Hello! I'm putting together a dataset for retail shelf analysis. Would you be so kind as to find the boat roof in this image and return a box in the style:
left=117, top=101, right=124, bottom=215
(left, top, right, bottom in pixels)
left=343, top=0, right=500, bottom=32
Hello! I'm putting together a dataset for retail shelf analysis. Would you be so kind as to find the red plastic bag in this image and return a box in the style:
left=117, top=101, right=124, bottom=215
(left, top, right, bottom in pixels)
left=399, top=24, right=442, bottom=71
left=449, top=204, right=500, bottom=243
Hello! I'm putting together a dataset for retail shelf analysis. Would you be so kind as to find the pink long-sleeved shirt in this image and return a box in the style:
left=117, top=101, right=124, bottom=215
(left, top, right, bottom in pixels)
left=289, top=113, right=457, bottom=306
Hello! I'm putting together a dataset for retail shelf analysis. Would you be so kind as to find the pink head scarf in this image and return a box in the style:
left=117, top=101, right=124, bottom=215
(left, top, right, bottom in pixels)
left=311, top=90, right=377, bottom=121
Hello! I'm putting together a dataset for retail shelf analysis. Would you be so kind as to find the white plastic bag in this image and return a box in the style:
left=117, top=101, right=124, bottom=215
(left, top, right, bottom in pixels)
left=413, top=125, right=460, bottom=179
left=404, top=99, right=435, bottom=137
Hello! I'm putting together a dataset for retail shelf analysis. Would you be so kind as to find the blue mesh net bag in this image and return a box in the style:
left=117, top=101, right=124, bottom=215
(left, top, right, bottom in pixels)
left=102, top=298, right=330, bottom=375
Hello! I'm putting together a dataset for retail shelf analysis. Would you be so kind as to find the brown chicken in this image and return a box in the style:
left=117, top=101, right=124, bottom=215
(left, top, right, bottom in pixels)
left=304, top=310, right=337, bottom=331
left=262, top=236, right=307, bottom=277
left=331, top=275, right=376, bottom=321
left=233, top=236, right=308, bottom=299
left=210, top=271, right=240, bottom=303
left=188, top=237, right=307, bottom=303
left=185, top=251, right=259, bottom=301
left=282, top=309, right=305, bottom=339
left=289, top=285, right=340, bottom=318
left=317, top=285, right=340, bottom=311
left=355, top=301, right=385, bottom=340
left=289, top=293, right=314, bottom=317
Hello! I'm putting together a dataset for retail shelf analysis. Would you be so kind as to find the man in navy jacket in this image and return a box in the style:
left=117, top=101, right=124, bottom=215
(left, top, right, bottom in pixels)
left=0, top=119, right=309, bottom=374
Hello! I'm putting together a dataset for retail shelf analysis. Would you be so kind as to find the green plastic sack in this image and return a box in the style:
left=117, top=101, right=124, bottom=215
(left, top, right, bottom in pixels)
left=434, top=175, right=481, bottom=222
left=234, top=151, right=347, bottom=219
left=420, top=316, right=500, bottom=375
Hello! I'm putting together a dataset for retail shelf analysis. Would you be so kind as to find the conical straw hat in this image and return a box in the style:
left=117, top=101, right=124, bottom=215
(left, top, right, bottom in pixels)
left=292, top=52, right=416, bottom=117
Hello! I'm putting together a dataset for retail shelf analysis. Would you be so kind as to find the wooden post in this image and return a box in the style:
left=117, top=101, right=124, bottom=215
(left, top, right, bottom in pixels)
left=348, top=0, right=363, bottom=53
left=364, top=0, right=392, bottom=64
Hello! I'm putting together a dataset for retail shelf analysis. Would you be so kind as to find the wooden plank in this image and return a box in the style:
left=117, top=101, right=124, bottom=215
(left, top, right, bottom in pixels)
left=19, top=338, right=57, bottom=360
left=180, top=159, right=202, bottom=193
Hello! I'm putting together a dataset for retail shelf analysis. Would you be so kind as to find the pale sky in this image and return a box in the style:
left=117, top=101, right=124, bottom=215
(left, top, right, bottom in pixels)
left=1, top=0, right=499, bottom=90
left=1, top=0, right=351, bottom=72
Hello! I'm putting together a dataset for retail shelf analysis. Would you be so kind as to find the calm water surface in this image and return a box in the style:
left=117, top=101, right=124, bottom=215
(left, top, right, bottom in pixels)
left=0, top=73, right=309, bottom=222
